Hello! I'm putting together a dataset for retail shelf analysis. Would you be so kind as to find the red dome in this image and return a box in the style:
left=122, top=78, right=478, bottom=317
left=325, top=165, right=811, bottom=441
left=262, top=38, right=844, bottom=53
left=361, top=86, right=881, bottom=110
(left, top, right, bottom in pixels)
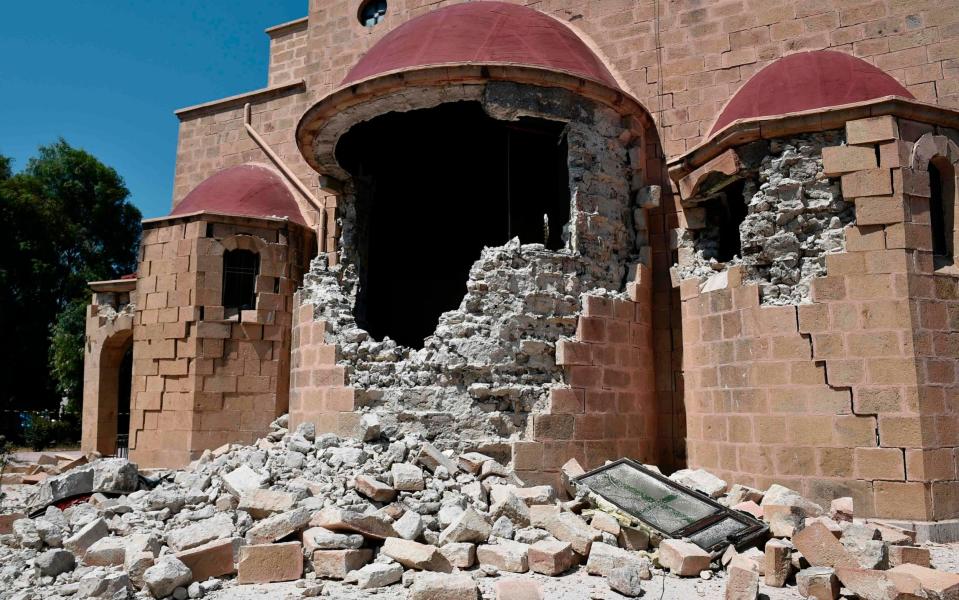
left=171, top=164, right=306, bottom=225
left=710, top=50, right=913, bottom=136
left=341, top=1, right=618, bottom=89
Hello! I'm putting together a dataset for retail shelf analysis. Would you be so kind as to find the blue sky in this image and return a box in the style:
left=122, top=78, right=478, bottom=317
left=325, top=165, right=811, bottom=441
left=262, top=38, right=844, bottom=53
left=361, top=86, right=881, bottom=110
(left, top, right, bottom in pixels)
left=0, top=1, right=306, bottom=218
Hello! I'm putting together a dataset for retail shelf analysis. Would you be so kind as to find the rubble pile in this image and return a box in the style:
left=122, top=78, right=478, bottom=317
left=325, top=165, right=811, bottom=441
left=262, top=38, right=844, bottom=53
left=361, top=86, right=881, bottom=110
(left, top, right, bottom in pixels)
left=1, top=420, right=957, bottom=600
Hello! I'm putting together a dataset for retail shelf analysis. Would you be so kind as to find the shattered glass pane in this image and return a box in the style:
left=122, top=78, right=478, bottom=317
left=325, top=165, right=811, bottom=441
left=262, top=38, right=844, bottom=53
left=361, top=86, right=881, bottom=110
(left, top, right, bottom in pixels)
left=687, top=516, right=746, bottom=549
left=576, top=462, right=718, bottom=534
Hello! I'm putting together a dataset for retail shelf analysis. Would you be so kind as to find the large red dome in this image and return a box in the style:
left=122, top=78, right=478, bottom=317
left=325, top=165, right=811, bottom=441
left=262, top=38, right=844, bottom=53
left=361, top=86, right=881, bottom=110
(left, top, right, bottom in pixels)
left=341, top=1, right=618, bottom=89
left=710, top=50, right=913, bottom=136
left=171, top=164, right=306, bottom=225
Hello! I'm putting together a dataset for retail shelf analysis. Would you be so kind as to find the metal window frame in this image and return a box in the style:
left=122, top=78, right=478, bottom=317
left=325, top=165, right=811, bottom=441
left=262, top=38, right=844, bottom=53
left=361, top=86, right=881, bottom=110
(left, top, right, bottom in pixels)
left=574, top=458, right=767, bottom=553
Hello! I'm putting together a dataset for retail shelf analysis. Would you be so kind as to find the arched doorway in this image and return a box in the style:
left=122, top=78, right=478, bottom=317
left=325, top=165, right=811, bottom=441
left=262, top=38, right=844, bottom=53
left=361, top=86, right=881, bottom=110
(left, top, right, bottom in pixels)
left=84, top=329, right=133, bottom=456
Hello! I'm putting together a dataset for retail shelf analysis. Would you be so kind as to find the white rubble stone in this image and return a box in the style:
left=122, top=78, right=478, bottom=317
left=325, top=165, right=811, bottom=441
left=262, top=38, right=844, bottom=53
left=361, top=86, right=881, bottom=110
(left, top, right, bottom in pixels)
left=166, top=512, right=234, bottom=552
left=439, top=507, right=491, bottom=545
left=393, top=510, right=424, bottom=541
left=391, top=463, right=426, bottom=491
left=64, top=517, right=109, bottom=557
left=354, top=562, right=403, bottom=589
left=35, top=548, right=76, bottom=577
left=409, top=572, right=478, bottom=600
left=144, top=556, right=193, bottom=598
left=586, top=542, right=651, bottom=578
left=221, top=465, right=264, bottom=497
left=669, top=468, right=727, bottom=498
left=84, top=536, right=127, bottom=566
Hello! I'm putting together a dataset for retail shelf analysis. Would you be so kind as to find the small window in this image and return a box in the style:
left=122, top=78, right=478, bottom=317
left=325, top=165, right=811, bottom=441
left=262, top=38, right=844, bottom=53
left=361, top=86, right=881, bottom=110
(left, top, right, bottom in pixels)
left=358, top=0, right=387, bottom=27
left=929, top=157, right=956, bottom=264
left=702, top=179, right=747, bottom=263
left=223, top=249, right=260, bottom=311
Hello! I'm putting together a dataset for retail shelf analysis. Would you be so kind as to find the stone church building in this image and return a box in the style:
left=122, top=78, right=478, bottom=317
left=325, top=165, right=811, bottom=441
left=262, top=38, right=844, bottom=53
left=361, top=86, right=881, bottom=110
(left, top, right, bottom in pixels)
left=82, top=0, right=959, bottom=525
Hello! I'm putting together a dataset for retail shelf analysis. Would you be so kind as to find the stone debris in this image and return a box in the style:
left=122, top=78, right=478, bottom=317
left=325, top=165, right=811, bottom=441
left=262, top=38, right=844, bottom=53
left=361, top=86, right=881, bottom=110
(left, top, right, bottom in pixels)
left=2, top=420, right=957, bottom=600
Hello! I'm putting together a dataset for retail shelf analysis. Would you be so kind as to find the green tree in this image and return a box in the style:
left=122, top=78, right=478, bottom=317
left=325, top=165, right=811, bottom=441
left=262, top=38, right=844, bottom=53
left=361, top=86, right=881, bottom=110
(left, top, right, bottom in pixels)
left=0, top=140, right=141, bottom=415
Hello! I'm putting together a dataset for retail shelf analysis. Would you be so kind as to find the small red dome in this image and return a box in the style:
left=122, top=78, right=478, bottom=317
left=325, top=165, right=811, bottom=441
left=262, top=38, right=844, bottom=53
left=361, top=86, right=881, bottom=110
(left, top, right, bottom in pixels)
left=341, top=1, right=618, bottom=89
left=171, top=164, right=306, bottom=225
left=710, top=50, right=913, bottom=136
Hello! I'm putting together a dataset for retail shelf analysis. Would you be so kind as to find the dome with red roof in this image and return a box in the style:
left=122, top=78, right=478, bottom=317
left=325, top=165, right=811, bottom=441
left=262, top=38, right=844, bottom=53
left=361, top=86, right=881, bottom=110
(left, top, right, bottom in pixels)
left=341, top=1, right=618, bottom=89
left=170, top=164, right=306, bottom=225
left=710, top=50, right=913, bottom=136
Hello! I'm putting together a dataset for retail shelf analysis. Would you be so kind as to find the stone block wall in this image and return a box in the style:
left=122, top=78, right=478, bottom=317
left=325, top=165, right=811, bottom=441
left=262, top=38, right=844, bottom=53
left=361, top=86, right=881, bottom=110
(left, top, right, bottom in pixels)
left=681, top=113, right=959, bottom=521
left=268, top=18, right=310, bottom=87
left=128, top=214, right=313, bottom=468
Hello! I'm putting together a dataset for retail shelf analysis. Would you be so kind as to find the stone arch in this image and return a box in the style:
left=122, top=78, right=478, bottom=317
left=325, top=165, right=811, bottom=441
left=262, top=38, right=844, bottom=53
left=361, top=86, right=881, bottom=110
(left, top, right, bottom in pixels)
left=911, top=133, right=959, bottom=267
left=81, top=317, right=134, bottom=456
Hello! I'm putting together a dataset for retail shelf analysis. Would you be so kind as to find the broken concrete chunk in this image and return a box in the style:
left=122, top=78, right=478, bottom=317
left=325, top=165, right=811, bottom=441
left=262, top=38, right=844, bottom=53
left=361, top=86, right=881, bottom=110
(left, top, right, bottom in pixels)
left=77, top=571, right=130, bottom=598
left=409, top=572, right=479, bottom=600
left=237, top=541, right=303, bottom=584
left=491, top=493, right=531, bottom=528
left=841, top=537, right=888, bottom=570
left=27, top=458, right=139, bottom=513
left=84, top=536, right=127, bottom=566
left=13, top=518, right=42, bottom=550
left=237, top=488, right=296, bottom=519
left=35, top=548, right=76, bottom=578
left=382, top=537, right=453, bottom=572
left=477, top=539, right=530, bottom=573
left=609, top=563, right=644, bottom=597
left=64, top=517, right=109, bottom=557
left=302, top=526, right=364, bottom=552
left=393, top=509, right=425, bottom=541
left=311, top=548, right=373, bottom=579
left=669, top=468, right=727, bottom=498
left=658, top=539, right=711, bottom=577
left=143, top=556, right=193, bottom=598
left=354, top=562, right=403, bottom=589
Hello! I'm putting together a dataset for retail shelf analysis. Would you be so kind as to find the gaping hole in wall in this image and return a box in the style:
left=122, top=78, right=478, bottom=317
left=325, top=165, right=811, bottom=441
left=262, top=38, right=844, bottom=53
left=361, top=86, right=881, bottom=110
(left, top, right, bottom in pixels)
left=117, top=345, right=132, bottom=457
left=336, top=102, right=570, bottom=348
left=700, top=179, right=747, bottom=263
left=930, top=157, right=956, bottom=264
left=223, top=249, right=260, bottom=313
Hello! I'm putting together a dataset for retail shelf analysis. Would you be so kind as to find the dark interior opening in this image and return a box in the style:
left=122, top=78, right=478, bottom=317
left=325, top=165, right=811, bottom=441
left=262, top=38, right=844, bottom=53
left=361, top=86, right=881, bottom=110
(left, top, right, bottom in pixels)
left=336, top=102, right=571, bottom=348
left=930, top=158, right=955, bottom=262
left=116, top=344, right=132, bottom=457
left=702, top=179, right=747, bottom=263
left=223, top=249, right=260, bottom=311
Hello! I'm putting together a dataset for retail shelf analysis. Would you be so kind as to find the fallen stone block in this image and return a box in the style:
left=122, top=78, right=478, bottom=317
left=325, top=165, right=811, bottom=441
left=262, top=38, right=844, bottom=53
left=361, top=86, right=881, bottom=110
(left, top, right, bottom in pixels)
left=511, top=486, right=556, bottom=506
left=836, top=567, right=915, bottom=600
left=416, top=443, right=459, bottom=475
left=26, top=458, right=139, bottom=513
left=724, top=484, right=764, bottom=507
left=888, top=545, right=931, bottom=568
left=393, top=509, right=424, bottom=541
left=529, top=505, right=560, bottom=528
left=311, top=507, right=398, bottom=539
left=391, top=462, right=426, bottom=491
left=491, top=493, right=531, bottom=528
left=440, top=542, right=476, bottom=568
left=354, top=474, right=396, bottom=502
left=829, top=497, right=853, bottom=523
left=543, top=512, right=600, bottom=555
left=658, top=539, right=711, bottom=577
left=311, top=548, right=373, bottom=579
left=609, top=563, right=644, bottom=597
left=35, top=548, right=76, bottom=577
left=13, top=518, right=41, bottom=549
left=586, top=542, right=650, bottom=578
left=797, top=566, right=840, bottom=600
left=761, top=484, right=823, bottom=538
left=382, top=537, right=453, bottom=572
left=409, top=572, right=478, bottom=600
left=166, top=512, right=234, bottom=552
left=237, top=541, right=303, bottom=584
left=731, top=547, right=765, bottom=575
left=83, top=536, right=127, bottom=566
left=724, top=564, right=760, bottom=600
left=765, top=538, right=792, bottom=587
left=589, top=512, right=621, bottom=536
left=144, top=556, right=193, bottom=598
left=175, top=537, right=240, bottom=581
left=477, top=539, right=530, bottom=573
left=495, top=577, right=543, bottom=600
left=63, top=517, right=109, bottom=557
left=237, top=489, right=296, bottom=519
left=125, top=551, right=155, bottom=588
left=733, top=501, right=763, bottom=520
left=302, top=526, right=363, bottom=552
left=354, top=562, right=403, bottom=589
left=561, top=458, right=585, bottom=497
left=0, top=512, right=26, bottom=535
left=618, top=525, right=650, bottom=551
left=888, top=563, right=959, bottom=600
left=77, top=571, right=130, bottom=598
left=440, top=507, right=491, bottom=545
left=872, top=522, right=917, bottom=546
left=841, top=537, right=888, bottom=570
left=669, top=468, right=727, bottom=498
left=792, top=522, right=858, bottom=570
left=245, top=507, right=311, bottom=544
left=528, top=539, right=575, bottom=576
left=458, top=452, right=495, bottom=475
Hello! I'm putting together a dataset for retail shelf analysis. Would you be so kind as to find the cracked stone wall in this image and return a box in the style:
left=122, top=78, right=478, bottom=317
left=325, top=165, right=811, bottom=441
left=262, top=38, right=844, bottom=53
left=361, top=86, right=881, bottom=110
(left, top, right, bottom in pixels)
left=291, top=83, right=647, bottom=451
left=677, top=132, right=854, bottom=305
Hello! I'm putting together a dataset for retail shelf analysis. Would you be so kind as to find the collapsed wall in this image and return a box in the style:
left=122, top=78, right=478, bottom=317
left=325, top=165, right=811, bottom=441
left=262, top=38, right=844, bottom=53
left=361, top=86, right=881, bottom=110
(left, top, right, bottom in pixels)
left=677, top=132, right=854, bottom=305
left=291, top=83, right=655, bottom=472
